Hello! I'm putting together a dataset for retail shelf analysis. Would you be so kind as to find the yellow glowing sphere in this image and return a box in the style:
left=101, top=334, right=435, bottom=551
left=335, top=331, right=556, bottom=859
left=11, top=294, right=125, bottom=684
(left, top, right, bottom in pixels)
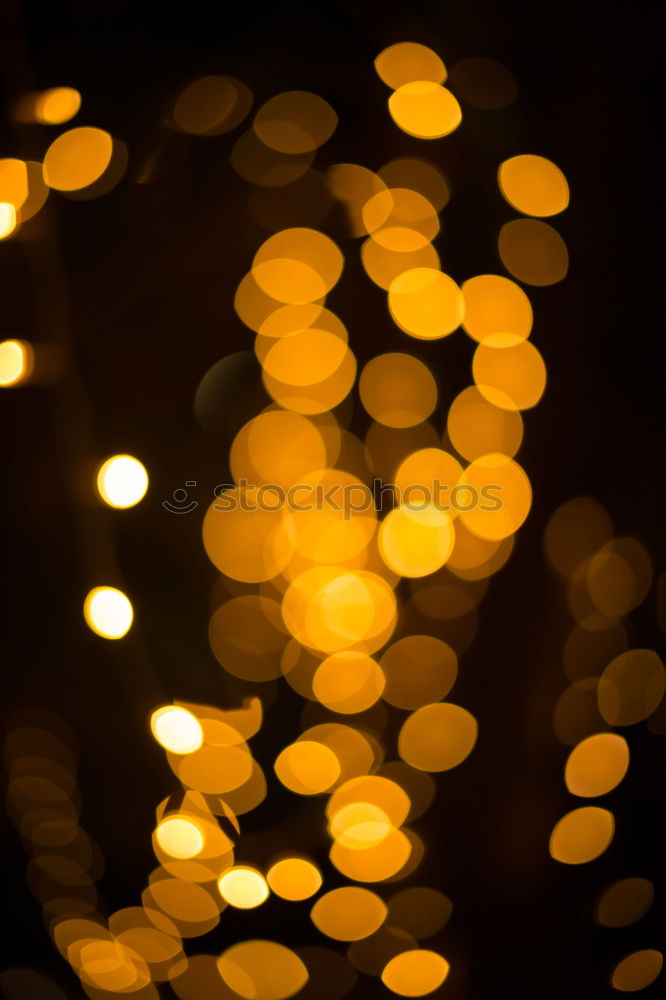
left=217, top=866, right=269, bottom=909
left=83, top=586, right=133, bottom=639
left=389, top=268, right=464, bottom=340
left=150, top=706, right=203, bottom=755
left=35, top=87, right=82, bottom=124
left=266, top=858, right=322, bottom=901
left=389, top=83, right=462, bottom=139
left=0, top=339, right=33, bottom=386
left=155, top=817, right=205, bottom=859
left=381, top=949, right=450, bottom=997
left=379, top=504, right=455, bottom=578
left=217, top=941, right=308, bottom=1000
left=398, top=702, right=477, bottom=772
left=0, top=202, right=17, bottom=239
left=311, top=886, right=387, bottom=941
left=96, top=455, right=148, bottom=509
left=498, top=154, right=570, bottom=217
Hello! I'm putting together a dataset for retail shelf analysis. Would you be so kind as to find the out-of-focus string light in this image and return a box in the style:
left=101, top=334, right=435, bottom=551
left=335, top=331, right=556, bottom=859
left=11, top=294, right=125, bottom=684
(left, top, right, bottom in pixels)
left=0, top=201, right=18, bottom=239
left=43, top=127, right=114, bottom=192
left=155, top=817, right=205, bottom=859
left=381, top=948, right=450, bottom=997
left=35, top=87, right=82, bottom=124
left=389, top=82, right=462, bottom=139
left=150, top=706, right=203, bottom=755
left=498, top=154, right=570, bottom=217
left=375, top=42, right=447, bottom=88
left=217, top=866, right=269, bottom=909
left=83, top=586, right=133, bottom=639
left=0, top=339, right=33, bottom=386
left=96, top=454, right=148, bottom=508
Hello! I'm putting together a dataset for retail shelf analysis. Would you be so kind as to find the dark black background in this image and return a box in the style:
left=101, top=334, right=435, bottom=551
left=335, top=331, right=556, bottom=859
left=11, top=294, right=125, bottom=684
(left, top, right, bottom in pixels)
left=1, top=1, right=663, bottom=997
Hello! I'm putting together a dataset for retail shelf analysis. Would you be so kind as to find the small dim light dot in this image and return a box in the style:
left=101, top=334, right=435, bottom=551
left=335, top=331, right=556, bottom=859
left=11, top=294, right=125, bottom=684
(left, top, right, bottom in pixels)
left=150, top=706, right=203, bottom=755
left=217, top=866, right=269, bottom=909
left=0, top=339, right=33, bottom=386
left=155, top=816, right=205, bottom=859
left=0, top=202, right=17, bottom=239
left=97, top=455, right=148, bottom=508
left=83, top=586, right=133, bottom=639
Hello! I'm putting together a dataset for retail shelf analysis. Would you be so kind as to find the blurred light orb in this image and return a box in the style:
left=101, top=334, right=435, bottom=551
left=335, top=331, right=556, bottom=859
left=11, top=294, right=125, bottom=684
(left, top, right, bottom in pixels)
left=150, top=706, right=203, bottom=755
left=375, top=42, right=447, bottom=88
left=472, top=340, right=546, bottom=410
left=398, top=702, right=477, bottom=771
left=389, top=83, right=462, bottom=139
left=0, top=339, right=33, bottom=386
left=611, top=950, right=663, bottom=993
left=217, top=866, right=269, bottom=909
left=0, top=202, right=17, bottom=239
left=461, top=273, right=533, bottom=346
left=254, top=91, right=337, bottom=154
left=381, top=949, right=450, bottom=996
left=35, top=87, right=81, bottom=124
left=97, top=455, right=148, bottom=508
left=172, top=75, right=253, bottom=135
left=43, top=127, right=113, bottom=191
left=359, top=352, right=437, bottom=428
left=311, top=886, right=387, bottom=941
left=389, top=268, right=464, bottom=339
left=595, top=878, right=654, bottom=928
left=379, top=505, right=455, bottom=578
left=498, top=154, right=570, bottom=217
left=498, top=219, right=569, bottom=286
left=564, top=732, right=629, bottom=798
left=218, top=940, right=308, bottom=1000
left=266, top=858, right=322, bottom=900
left=549, top=806, right=614, bottom=864
left=83, top=586, right=133, bottom=639
left=155, top=817, right=204, bottom=859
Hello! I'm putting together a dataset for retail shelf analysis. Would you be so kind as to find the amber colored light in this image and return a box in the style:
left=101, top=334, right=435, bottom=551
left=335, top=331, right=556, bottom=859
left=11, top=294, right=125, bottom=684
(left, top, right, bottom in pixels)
left=254, top=91, right=337, bottom=154
left=310, top=886, right=387, bottom=941
left=595, top=878, right=654, bottom=928
left=274, top=740, right=341, bottom=795
left=462, top=273, right=533, bottom=346
left=549, top=806, right=614, bottom=864
left=564, top=733, right=629, bottom=797
left=472, top=340, right=546, bottom=410
left=389, top=83, right=462, bottom=139
left=313, top=650, right=385, bottom=714
left=375, top=42, right=447, bottom=89
left=398, top=702, right=477, bottom=771
left=498, top=219, right=569, bottom=286
left=35, top=87, right=81, bottom=124
left=379, top=504, right=455, bottom=578
left=266, top=857, right=322, bottom=900
left=380, top=635, right=457, bottom=709
left=389, top=268, right=464, bottom=339
left=217, top=940, right=308, bottom=1000
left=43, top=127, right=113, bottom=191
left=498, top=154, right=570, bottom=217
left=172, top=75, right=252, bottom=135
left=359, top=353, right=437, bottom=428
left=597, top=649, right=665, bottom=726
left=447, top=385, right=523, bottom=461
left=611, top=950, right=663, bottom=993
left=381, top=948, right=450, bottom=996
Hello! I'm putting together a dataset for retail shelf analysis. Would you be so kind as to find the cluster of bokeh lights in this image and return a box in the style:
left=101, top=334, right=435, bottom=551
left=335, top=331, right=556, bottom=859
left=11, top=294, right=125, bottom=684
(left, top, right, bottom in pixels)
left=2, top=31, right=664, bottom=1000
